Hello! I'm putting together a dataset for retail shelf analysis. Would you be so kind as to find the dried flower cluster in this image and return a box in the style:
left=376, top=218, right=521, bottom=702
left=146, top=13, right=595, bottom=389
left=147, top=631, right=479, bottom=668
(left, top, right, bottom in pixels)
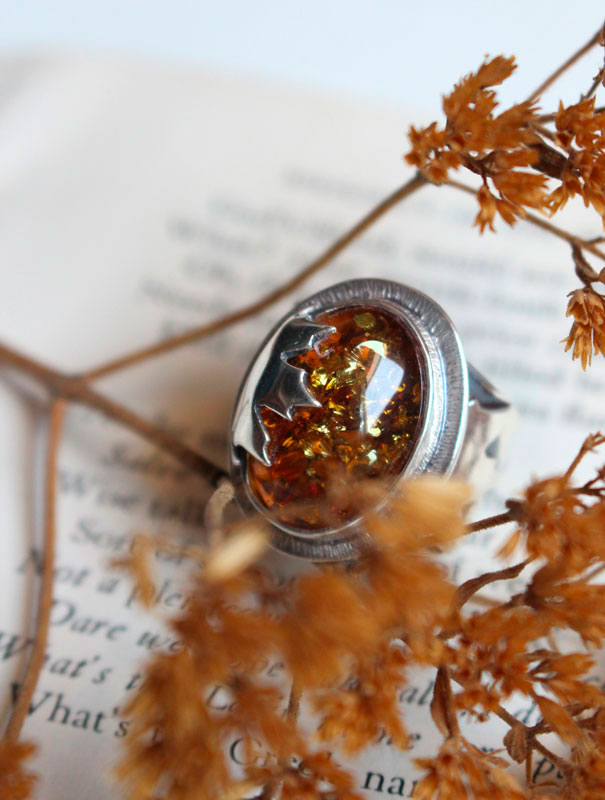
left=406, top=56, right=548, bottom=232
left=114, top=434, right=605, bottom=800
left=549, top=96, right=605, bottom=218
left=404, top=55, right=605, bottom=233
left=405, top=38, right=605, bottom=367
left=564, top=287, right=605, bottom=368
left=114, top=478, right=469, bottom=800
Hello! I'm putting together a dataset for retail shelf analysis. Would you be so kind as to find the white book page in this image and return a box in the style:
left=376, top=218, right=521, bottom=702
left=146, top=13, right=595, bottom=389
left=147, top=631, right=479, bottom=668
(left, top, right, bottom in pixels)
left=0, top=52, right=602, bottom=798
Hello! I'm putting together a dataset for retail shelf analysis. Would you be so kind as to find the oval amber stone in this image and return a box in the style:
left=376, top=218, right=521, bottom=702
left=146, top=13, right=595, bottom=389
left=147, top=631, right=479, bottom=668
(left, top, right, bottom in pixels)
left=247, top=305, right=424, bottom=530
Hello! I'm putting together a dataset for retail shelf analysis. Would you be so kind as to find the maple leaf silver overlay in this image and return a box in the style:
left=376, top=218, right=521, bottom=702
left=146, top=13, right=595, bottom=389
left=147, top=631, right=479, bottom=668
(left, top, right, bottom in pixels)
left=231, top=317, right=336, bottom=466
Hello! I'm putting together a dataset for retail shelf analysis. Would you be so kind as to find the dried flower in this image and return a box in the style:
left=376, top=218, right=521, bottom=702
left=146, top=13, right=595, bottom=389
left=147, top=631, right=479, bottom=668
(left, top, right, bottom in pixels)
left=405, top=55, right=549, bottom=231
left=0, top=740, right=37, bottom=800
left=106, top=436, right=605, bottom=799
left=313, top=644, right=409, bottom=754
left=404, top=40, right=605, bottom=370
left=414, top=736, right=526, bottom=800
left=563, top=287, right=605, bottom=369
left=248, top=750, right=365, bottom=800
left=111, top=535, right=156, bottom=607
left=405, top=43, right=605, bottom=253
left=548, top=98, right=605, bottom=222
left=115, top=476, right=469, bottom=800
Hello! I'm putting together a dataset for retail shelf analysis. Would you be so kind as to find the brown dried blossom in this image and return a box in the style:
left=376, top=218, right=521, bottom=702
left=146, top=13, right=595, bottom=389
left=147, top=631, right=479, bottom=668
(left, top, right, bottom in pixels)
left=0, top=741, right=38, bottom=800
left=404, top=32, right=605, bottom=368
left=414, top=736, right=526, bottom=800
left=113, top=438, right=605, bottom=800
left=563, top=287, right=605, bottom=369
left=114, top=477, right=470, bottom=800
left=405, top=52, right=605, bottom=238
left=248, top=750, right=365, bottom=800
left=312, top=644, right=409, bottom=754
left=405, top=55, right=549, bottom=232
left=548, top=97, right=605, bottom=218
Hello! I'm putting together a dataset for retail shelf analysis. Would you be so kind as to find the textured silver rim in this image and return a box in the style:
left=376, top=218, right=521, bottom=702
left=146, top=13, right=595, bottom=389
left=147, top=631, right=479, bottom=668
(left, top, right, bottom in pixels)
left=229, top=278, right=469, bottom=561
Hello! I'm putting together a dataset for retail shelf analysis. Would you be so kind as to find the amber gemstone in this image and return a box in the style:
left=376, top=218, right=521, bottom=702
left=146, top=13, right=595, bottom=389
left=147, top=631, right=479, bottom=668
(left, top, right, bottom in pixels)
left=248, top=305, right=424, bottom=530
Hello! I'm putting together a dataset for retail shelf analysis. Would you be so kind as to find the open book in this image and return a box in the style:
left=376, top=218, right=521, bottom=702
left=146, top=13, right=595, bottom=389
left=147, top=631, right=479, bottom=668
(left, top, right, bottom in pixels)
left=1, top=51, right=603, bottom=799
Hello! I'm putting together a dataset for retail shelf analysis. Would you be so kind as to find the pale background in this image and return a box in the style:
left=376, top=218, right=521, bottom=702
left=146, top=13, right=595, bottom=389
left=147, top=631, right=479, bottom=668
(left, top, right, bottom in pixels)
left=2, top=1, right=604, bottom=113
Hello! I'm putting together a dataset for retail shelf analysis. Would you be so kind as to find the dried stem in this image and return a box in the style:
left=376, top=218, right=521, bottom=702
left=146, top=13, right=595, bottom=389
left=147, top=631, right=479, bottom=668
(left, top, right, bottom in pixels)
left=466, top=508, right=518, bottom=533
left=0, top=342, right=226, bottom=486
left=454, top=560, right=528, bottom=610
left=286, top=683, right=302, bottom=722
left=525, top=27, right=604, bottom=103
left=4, top=398, right=65, bottom=742
left=493, top=703, right=518, bottom=728
left=581, top=75, right=602, bottom=102
left=82, top=173, right=428, bottom=381
left=563, top=432, right=603, bottom=479
left=493, top=704, right=571, bottom=775
left=205, top=479, right=236, bottom=547
left=530, top=737, right=570, bottom=774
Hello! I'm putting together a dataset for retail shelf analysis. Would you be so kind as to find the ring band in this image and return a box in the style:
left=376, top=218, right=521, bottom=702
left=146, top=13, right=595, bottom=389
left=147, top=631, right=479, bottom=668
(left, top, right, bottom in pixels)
left=230, top=279, right=515, bottom=561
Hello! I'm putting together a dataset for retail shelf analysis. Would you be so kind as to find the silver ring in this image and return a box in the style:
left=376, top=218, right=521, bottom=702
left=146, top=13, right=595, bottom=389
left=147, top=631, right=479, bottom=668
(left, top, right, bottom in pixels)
left=230, top=279, right=515, bottom=561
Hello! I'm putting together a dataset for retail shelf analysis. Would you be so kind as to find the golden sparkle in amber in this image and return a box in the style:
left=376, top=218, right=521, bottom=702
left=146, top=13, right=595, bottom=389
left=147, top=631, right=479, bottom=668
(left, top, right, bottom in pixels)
left=247, top=306, right=424, bottom=530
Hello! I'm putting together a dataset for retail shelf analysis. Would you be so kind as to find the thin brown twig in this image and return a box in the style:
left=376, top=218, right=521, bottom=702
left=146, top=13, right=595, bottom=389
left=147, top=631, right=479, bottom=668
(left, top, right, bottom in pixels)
left=445, top=685, right=571, bottom=776
left=581, top=75, right=602, bottom=102
left=445, top=178, right=605, bottom=262
left=5, top=398, right=66, bottom=742
left=468, top=593, right=501, bottom=608
left=492, top=704, right=571, bottom=775
left=525, top=747, right=533, bottom=788
left=455, top=560, right=528, bottom=609
left=0, top=342, right=226, bottom=486
left=525, top=27, right=604, bottom=104
left=531, top=737, right=570, bottom=774
left=286, top=683, right=302, bottom=722
left=579, top=22, right=605, bottom=102
left=82, top=173, right=428, bottom=381
left=563, top=432, right=605, bottom=480
left=466, top=509, right=517, bottom=533
left=493, top=703, right=518, bottom=728
left=531, top=122, right=558, bottom=143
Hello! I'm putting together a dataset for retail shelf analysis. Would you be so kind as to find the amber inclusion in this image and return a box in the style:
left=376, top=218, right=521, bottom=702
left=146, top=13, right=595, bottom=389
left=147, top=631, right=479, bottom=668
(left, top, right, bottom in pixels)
left=247, top=305, right=425, bottom=530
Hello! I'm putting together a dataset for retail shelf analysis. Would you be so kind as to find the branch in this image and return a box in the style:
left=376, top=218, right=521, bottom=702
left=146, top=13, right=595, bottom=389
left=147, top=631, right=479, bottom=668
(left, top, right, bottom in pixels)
left=466, top=503, right=523, bottom=533
left=0, top=343, right=226, bottom=486
left=525, top=27, right=604, bottom=103
left=5, top=399, right=65, bottom=741
left=82, top=173, right=428, bottom=380
left=492, top=704, right=572, bottom=776
left=286, top=683, right=302, bottom=722
left=454, top=560, right=529, bottom=609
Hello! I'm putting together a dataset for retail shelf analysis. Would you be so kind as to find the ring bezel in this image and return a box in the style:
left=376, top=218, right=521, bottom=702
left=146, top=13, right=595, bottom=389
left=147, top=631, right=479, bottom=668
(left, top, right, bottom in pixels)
left=229, top=278, right=469, bottom=561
